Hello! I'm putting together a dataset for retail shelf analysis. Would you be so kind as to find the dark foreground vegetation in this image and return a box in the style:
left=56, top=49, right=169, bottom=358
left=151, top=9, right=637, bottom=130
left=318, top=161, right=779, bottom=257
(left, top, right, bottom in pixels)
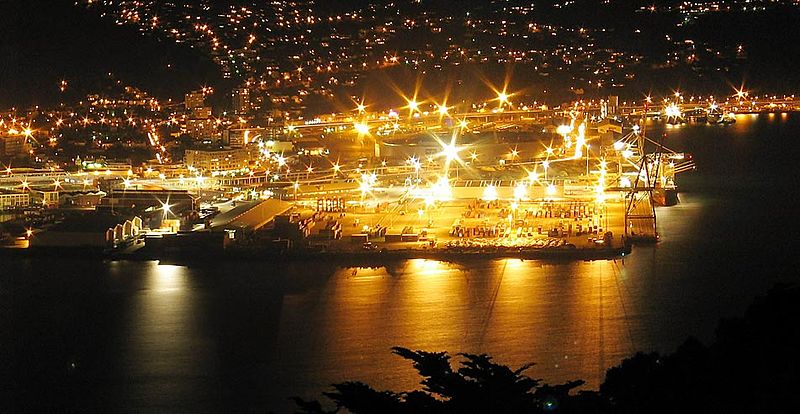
left=295, top=284, right=800, bottom=413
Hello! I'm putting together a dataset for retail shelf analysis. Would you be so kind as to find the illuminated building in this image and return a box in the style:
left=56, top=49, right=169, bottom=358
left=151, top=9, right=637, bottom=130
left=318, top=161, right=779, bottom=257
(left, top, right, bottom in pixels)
left=0, top=190, right=30, bottom=210
left=186, top=118, right=218, bottom=141
left=231, top=87, right=252, bottom=115
left=1, top=134, right=30, bottom=158
left=97, top=189, right=196, bottom=213
left=184, top=147, right=257, bottom=173
left=185, top=90, right=205, bottom=110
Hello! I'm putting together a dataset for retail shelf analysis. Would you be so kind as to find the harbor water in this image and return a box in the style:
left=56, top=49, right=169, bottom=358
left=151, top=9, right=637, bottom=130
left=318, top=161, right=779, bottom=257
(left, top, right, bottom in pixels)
left=4, top=113, right=800, bottom=413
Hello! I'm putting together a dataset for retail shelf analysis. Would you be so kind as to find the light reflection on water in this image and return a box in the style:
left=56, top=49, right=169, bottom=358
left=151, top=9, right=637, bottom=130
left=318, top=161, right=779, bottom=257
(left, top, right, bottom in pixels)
left=10, top=114, right=800, bottom=412
left=268, top=257, right=641, bottom=407
left=118, top=262, right=217, bottom=411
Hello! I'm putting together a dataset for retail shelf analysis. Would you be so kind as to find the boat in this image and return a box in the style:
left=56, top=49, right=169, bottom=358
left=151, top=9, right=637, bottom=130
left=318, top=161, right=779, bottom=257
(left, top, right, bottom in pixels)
left=653, top=187, right=679, bottom=206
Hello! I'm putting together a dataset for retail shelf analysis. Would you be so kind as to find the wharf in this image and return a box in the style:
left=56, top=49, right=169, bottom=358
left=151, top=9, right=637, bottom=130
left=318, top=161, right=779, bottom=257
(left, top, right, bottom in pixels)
left=2, top=241, right=630, bottom=265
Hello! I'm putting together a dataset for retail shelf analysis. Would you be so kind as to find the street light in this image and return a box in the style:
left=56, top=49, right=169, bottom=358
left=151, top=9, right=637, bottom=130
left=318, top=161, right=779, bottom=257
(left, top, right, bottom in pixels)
left=161, top=201, right=172, bottom=219
left=482, top=185, right=498, bottom=202
left=406, top=98, right=419, bottom=115
left=496, top=91, right=510, bottom=107
left=354, top=122, right=370, bottom=135
left=527, top=170, right=539, bottom=184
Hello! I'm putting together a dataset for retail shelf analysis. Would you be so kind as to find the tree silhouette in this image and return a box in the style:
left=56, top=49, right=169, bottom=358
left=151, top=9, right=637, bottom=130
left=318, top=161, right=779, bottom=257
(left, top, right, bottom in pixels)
left=601, top=283, right=800, bottom=414
left=294, top=347, right=594, bottom=414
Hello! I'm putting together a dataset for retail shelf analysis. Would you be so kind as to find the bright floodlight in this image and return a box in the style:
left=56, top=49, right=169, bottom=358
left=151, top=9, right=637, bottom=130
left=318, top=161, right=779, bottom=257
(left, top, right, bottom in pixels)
left=514, top=183, right=527, bottom=200
left=359, top=173, right=376, bottom=195
left=497, top=91, right=509, bottom=103
left=438, top=104, right=449, bottom=116
left=161, top=202, right=172, bottom=217
left=556, top=125, right=572, bottom=136
left=664, top=103, right=681, bottom=118
left=354, top=122, right=370, bottom=135
left=442, top=142, right=459, bottom=161
left=482, top=185, right=498, bottom=201
left=406, top=99, right=419, bottom=112
left=356, top=103, right=366, bottom=112
left=433, top=175, right=452, bottom=201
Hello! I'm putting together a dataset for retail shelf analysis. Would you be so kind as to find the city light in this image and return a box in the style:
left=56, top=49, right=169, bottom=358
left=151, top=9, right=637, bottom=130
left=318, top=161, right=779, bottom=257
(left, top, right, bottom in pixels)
left=354, top=122, right=370, bottom=135
left=514, top=183, right=528, bottom=200
left=161, top=201, right=172, bottom=218
left=405, top=98, right=420, bottom=113
left=482, top=185, right=498, bottom=201
left=7, top=5, right=800, bottom=408
left=497, top=91, right=510, bottom=105
left=664, top=103, right=682, bottom=119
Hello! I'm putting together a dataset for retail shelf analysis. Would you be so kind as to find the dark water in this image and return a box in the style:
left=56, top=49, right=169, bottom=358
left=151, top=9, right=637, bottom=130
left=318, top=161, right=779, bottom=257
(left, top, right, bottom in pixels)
left=4, top=114, right=800, bottom=413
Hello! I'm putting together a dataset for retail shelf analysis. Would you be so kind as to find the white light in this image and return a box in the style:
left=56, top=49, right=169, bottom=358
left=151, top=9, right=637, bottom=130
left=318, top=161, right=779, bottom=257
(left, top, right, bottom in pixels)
left=514, top=183, right=527, bottom=200
left=556, top=125, right=572, bottom=135
left=664, top=103, right=681, bottom=118
left=442, top=142, right=459, bottom=161
left=482, top=185, right=498, bottom=201
left=354, top=122, right=370, bottom=135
